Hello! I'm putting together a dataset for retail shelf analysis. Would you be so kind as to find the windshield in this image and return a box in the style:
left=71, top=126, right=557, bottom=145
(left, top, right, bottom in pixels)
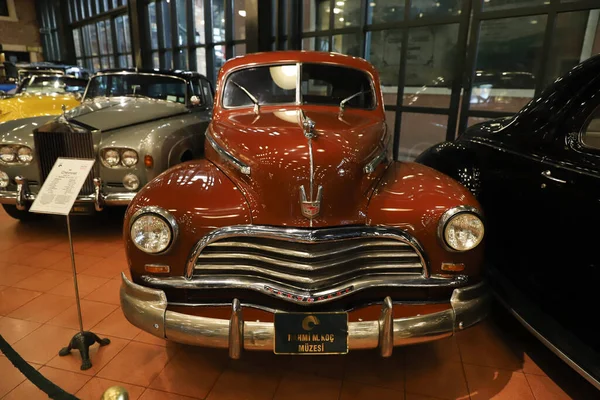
left=84, top=73, right=188, bottom=103
left=19, top=76, right=88, bottom=95
left=223, top=63, right=376, bottom=109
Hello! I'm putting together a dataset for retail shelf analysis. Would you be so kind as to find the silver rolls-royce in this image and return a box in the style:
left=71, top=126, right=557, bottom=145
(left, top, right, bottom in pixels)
left=0, top=69, right=213, bottom=220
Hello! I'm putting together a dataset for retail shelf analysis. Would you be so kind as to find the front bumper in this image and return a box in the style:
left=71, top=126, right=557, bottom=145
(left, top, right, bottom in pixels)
left=120, top=273, right=491, bottom=358
left=0, top=176, right=135, bottom=211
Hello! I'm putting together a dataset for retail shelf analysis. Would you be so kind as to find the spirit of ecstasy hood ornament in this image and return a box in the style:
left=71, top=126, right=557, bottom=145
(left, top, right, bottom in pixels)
left=298, top=110, right=322, bottom=225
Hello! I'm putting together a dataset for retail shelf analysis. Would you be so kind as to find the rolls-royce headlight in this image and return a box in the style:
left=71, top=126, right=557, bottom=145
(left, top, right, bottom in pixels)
left=121, top=150, right=138, bottom=167
left=130, top=208, right=177, bottom=254
left=0, top=171, right=9, bottom=188
left=439, top=207, right=484, bottom=251
left=17, top=147, right=33, bottom=163
left=0, top=146, right=16, bottom=163
left=104, top=149, right=120, bottom=167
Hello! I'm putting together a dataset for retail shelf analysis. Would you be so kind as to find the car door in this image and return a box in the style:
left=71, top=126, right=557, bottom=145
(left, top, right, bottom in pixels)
left=525, top=94, right=600, bottom=352
left=467, top=126, right=550, bottom=281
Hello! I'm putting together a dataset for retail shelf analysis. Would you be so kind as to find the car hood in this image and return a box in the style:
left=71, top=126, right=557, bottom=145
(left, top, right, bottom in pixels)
left=0, top=93, right=80, bottom=123
left=207, top=106, right=389, bottom=227
left=65, top=97, right=189, bottom=131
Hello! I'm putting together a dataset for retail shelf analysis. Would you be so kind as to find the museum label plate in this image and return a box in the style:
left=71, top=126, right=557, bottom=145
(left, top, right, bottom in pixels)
left=274, top=312, right=348, bottom=355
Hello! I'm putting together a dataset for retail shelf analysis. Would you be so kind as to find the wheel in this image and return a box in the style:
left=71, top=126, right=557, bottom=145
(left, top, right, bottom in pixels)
left=1, top=204, right=45, bottom=222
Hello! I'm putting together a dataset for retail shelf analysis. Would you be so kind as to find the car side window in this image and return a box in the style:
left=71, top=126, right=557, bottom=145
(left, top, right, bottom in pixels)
left=581, top=105, right=600, bottom=150
left=201, top=79, right=214, bottom=107
left=190, top=79, right=204, bottom=106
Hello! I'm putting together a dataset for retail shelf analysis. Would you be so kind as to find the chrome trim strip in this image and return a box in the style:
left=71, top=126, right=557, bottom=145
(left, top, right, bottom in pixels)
left=379, top=296, right=393, bottom=357
left=93, top=177, right=104, bottom=212
left=295, top=63, right=301, bottom=105
left=129, top=206, right=179, bottom=255
left=120, top=274, right=490, bottom=354
left=364, top=150, right=387, bottom=174
left=141, top=274, right=467, bottom=306
left=437, top=205, right=484, bottom=252
left=185, top=225, right=429, bottom=279
left=206, top=130, right=251, bottom=175
left=492, top=290, right=600, bottom=391
left=229, top=298, right=243, bottom=359
left=15, top=176, right=29, bottom=210
left=0, top=189, right=135, bottom=206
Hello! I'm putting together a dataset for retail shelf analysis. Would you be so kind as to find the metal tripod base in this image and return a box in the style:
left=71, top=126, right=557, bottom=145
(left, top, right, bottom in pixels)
left=58, top=331, right=110, bottom=370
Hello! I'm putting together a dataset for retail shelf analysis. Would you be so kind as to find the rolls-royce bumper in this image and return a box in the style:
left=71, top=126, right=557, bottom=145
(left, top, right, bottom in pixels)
left=0, top=176, right=135, bottom=211
left=120, top=272, right=491, bottom=358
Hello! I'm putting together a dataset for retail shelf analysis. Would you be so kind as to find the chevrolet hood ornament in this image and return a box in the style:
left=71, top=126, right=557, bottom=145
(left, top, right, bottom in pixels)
left=300, top=185, right=323, bottom=219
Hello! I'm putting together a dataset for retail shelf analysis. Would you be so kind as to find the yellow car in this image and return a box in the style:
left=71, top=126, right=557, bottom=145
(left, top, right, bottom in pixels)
left=0, top=74, right=88, bottom=123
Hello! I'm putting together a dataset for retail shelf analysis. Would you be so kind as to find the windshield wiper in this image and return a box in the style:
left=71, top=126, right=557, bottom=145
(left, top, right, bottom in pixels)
left=339, top=90, right=367, bottom=113
left=231, top=81, right=260, bottom=114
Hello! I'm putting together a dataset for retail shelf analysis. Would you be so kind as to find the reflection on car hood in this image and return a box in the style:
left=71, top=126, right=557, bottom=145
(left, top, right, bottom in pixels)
left=0, top=93, right=80, bottom=123
left=66, top=97, right=189, bottom=131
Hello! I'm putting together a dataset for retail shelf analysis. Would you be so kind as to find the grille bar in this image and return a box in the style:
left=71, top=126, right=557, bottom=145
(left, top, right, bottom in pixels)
left=193, top=264, right=423, bottom=286
left=191, top=225, right=427, bottom=294
left=203, top=238, right=411, bottom=259
left=197, top=250, right=420, bottom=271
left=33, top=129, right=95, bottom=194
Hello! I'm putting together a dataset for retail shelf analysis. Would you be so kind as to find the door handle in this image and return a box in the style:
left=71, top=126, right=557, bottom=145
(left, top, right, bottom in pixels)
left=541, top=170, right=567, bottom=184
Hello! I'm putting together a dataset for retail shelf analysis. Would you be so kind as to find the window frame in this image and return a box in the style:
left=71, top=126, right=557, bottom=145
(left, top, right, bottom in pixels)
left=0, top=0, right=17, bottom=22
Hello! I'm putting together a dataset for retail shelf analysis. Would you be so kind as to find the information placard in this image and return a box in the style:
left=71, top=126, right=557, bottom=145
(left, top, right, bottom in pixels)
left=30, top=158, right=95, bottom=216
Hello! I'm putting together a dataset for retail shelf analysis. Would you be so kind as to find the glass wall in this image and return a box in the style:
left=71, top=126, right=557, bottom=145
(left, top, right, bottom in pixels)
left=64, top=0, right=133, bottom=71
left=296, top=0, right=600, bottom=161
left=145, top=0, right=246, bottom=81
left=300, top=0, right=468, bottom=161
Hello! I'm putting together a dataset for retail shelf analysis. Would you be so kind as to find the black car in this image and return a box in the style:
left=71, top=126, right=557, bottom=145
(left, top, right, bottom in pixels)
left=416, top=54, right=600, bottom=390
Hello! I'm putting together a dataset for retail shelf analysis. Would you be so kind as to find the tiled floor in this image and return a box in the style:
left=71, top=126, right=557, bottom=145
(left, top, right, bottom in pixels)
left=0, top=208, right=597, bottom=400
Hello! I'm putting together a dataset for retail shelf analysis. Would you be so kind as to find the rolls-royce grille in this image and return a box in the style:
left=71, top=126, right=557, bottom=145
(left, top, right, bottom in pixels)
left=33, top=130, right=95, bottom=194
left=192, top=235, right=426, bottom=291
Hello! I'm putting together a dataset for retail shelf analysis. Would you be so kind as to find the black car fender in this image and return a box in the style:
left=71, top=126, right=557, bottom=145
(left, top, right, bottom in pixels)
left=415, top=141, right=482, bottom=198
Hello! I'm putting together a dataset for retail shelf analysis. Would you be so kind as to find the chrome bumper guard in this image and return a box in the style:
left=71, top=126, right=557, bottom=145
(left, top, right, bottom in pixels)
left=120, top=273, right=491, bottom=358
left=0, top=176, right=135, bottom=211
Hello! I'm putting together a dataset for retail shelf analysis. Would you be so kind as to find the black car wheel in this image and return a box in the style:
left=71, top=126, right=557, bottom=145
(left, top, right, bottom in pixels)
left=1, top=204, right=45, bottom=222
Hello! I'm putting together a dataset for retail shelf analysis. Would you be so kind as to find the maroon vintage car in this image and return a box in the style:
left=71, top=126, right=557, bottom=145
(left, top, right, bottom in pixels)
left=120, top=51, right=489, bottom=357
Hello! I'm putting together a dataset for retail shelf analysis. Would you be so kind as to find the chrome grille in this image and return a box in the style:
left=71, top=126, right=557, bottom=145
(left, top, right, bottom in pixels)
left=33, top=130, right=95, bottom=194
left=189, top=226, right=427, bottom=295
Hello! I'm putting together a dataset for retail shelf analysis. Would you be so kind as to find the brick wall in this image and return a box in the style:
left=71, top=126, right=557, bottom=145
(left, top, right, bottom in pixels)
left=0, top=0, right=41, bottom=51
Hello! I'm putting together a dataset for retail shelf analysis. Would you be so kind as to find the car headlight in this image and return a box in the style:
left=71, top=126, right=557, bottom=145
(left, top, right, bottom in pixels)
left=17, top=147, right=33, bottom=163
left=0, top=171, right=9, bottom=188
left=130, top=207, right=178, bottom=254
left=123, top=173, right=139, bottom=191
left=103, top=149, right=120, bottom=167
left=439, top=206, right=484, bottom=251
left=121, top=150, right=138, bottom=167
left=0, top=146, right=16, bottom=163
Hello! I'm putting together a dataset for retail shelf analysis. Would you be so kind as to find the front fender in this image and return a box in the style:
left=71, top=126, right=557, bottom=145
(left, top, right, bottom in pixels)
left=367, top=161, right=484, bottom=279
left=124, top=159, right=251, bottom=280
left=0, top=116, right=59, bottom=185
left=415, top=141, right=481, bottom=197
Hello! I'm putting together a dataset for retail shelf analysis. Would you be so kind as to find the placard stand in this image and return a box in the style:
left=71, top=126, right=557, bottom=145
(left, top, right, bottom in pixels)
left=30, top=158, right=110, bottom=370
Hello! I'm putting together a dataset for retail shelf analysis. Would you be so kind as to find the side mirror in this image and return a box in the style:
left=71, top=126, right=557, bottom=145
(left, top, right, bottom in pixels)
left=190, top=95, right=202, bottom=107
left=73, top=92, right=82, bottom=101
